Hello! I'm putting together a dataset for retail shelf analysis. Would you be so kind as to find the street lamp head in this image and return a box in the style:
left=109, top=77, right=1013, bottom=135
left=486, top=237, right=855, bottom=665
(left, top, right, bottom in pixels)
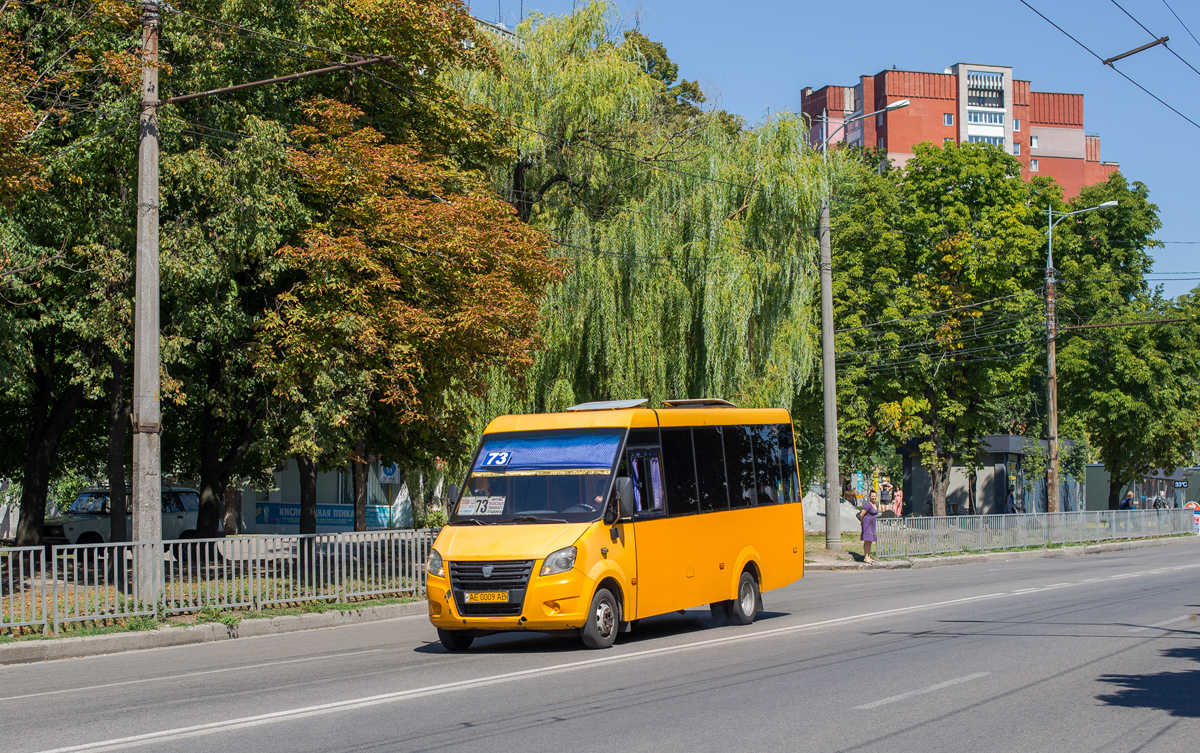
left=886, top=99, right=911, bottom=111
left=1098, top=200, right=1118, bottom=209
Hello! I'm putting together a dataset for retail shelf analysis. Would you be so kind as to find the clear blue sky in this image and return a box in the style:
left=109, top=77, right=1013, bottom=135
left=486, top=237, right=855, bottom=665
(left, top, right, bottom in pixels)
left=476, top=0, right=1200, bottom=298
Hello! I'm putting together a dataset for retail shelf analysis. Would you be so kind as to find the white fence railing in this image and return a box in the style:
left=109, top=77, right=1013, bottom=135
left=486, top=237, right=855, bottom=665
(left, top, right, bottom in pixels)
left=1, top=530, right=435, bottom=635
left=876, top=508, right=1193, bottom=558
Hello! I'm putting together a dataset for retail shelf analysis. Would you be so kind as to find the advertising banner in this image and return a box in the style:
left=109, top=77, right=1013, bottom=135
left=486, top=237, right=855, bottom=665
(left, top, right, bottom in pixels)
left=255, top=502, right=391, bottom=530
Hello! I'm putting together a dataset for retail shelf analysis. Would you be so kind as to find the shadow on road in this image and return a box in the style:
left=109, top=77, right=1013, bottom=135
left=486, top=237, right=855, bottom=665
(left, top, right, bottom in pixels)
left=1096, top=633, right=1200, bottom=717
left=413, top=609, right=790, bottom=654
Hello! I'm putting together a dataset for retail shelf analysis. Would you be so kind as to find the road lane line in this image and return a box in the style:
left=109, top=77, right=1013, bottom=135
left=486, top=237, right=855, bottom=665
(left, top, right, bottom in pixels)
left=0, top=649, right=390, bottom=703
left=1127, top=615, right=1194, bottom=633
left=854, top=672, right=991, bottom=710
left=32, top=561, right=1200, bottom=753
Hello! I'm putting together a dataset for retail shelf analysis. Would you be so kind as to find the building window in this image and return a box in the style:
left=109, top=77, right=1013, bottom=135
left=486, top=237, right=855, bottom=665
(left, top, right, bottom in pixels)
left=876, top=113, right=884, bottom=126
left=944, top=138, right=954, bottom=144
left=1031, top=135, right=1039, bottom=148
left=944, top=113, right=954, bottom=126
left=967, top=110, right=1004, bottom=124
left=1013, top=118, right=1021, bottom=131
left=878, top=137, right=885, bottom=148
left=968, top=135, right=1005, bottom=147
left=1031, top=159, right=1039, bottom=172
left=1013, top=143, right=1020, bottom=155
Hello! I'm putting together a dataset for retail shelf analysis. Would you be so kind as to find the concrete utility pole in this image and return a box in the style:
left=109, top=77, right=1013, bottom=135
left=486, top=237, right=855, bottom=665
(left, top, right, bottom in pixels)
left=1044, top=200, right=1117, bottom=513
left=126, top=5, right=391, bottom=585
left=811, top=99, right=909, bottom=549
left=132, top=0, right=162, bottom=601
left=818, top=195, right=841, bottom=549
left=1045, top=206, right=1059, bottom=514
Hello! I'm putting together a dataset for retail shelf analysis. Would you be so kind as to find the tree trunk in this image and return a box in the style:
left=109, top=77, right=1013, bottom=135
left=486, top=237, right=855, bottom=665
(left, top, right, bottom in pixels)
left=297, top=455, right=318, bottom=535
left=1107, top=479, right=1124, bottom=510
left=222, top=484, right=239, bottom=535
left=15, top=371, right=85, bottom=547
left=967, top=468, right=977, bottom=516
left=196, top=364, right=259, bottom=537
left=351, top=439, right=368, bottom=532
left=108, top=355, right=130, bottom=543
left=928, top=456, right=952, bottom=517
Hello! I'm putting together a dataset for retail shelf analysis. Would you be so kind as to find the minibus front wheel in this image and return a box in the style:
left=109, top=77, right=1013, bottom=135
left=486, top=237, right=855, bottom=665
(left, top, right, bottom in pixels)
left=729, top=571, right=760, bottom=625
left=438, top=628, right=474, bottom=652
left=581, top=587, right=619, bottom=649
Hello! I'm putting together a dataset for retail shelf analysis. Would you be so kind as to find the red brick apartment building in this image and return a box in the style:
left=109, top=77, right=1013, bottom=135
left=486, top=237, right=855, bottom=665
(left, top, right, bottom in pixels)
left=801, top=63, right=1118, bottom=197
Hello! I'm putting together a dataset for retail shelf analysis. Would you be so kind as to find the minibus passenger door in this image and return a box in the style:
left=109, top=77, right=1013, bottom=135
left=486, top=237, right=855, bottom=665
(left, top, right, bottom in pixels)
left=602, top=476, right=637, bottom=623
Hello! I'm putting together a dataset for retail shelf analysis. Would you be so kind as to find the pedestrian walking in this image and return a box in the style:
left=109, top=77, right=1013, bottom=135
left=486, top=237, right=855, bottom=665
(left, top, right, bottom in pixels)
left=859, top=490, right=880, bottom=564
left=1005, top=486, right=1016, bottom=515
left=891, top=488, right=904, bottom=517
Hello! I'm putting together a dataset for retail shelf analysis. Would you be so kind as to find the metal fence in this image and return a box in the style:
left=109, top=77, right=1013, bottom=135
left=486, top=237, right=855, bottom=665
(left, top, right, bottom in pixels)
left=1, top=529, right=435, bottom=635
left=876, top=508, right=1194, bottom=559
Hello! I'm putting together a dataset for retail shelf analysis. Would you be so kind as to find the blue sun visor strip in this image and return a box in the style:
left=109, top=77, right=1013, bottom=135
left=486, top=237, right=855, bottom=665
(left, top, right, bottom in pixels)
left=472, top=431, right=624, bottom=473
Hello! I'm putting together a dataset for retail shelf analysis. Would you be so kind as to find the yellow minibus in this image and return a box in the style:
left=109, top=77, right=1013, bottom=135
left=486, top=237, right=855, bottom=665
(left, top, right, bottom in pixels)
left=426, top=398, right=805, bottom=650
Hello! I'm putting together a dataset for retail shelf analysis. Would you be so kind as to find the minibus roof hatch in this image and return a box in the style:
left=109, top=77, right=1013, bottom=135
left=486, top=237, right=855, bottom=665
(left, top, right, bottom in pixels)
left=661, top=398, right=737, bottom=408
left=565, top=398, right=649, bottom=411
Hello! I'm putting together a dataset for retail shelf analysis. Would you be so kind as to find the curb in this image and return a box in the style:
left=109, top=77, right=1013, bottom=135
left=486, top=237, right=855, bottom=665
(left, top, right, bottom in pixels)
left=0, top=600, right=429, bottom=666
left=806, top=534, right=1197, bottom=571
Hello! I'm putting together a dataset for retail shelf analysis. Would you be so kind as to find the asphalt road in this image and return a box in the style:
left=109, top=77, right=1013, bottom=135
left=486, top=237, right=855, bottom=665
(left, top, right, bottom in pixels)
left=4, top=540, right=1199, bottom=753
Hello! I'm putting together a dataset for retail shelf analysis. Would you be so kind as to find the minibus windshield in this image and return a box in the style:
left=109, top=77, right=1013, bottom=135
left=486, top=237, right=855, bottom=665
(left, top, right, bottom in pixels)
left=450, top=429, right=624, bottom=525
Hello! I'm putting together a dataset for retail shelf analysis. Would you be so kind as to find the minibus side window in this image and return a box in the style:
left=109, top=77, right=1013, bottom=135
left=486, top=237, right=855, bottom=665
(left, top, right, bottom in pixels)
left=724, top=426, right=757, bottom=508
left=752, top=425, right=781, bottom=504
left=660, top=428, right=698, bottom=516
left=628, top=452, right=664, bottom=515
left=694, top=427, right=730, bottom=512
left=778, top=423, right=799, bottom=504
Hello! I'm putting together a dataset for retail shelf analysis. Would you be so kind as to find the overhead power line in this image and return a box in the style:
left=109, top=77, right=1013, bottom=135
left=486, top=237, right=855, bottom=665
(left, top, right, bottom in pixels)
left=835, top=292, right=1037, bottom=334
left=1109, top=0, right=1200, bottom=79
left=1162, top=0, right=1200, bottom=49
left=1018, top=0, right=1200, bottom=130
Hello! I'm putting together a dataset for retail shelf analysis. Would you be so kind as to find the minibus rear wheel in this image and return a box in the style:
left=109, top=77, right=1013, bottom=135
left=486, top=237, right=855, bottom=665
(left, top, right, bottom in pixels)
left=728, top=571, right=759, bottom=625
left=581, top=587, right=619, bottom=649
left=438, top=628, right=474, bottom=652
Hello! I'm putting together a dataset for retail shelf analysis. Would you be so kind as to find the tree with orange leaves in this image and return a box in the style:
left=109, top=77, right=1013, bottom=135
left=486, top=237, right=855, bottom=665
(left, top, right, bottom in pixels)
left=255, top=99, right=559, bottom=533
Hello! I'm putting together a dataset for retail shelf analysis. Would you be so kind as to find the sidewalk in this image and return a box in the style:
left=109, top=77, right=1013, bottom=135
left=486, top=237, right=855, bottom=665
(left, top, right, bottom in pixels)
left=804, top=534, right=1196, bottom=570
left=3, top=535, right=1194, bottom=665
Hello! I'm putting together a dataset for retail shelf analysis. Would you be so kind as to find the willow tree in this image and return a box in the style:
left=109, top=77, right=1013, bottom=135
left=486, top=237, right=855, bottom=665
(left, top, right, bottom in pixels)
left=446, top=3, right=846, bottom=473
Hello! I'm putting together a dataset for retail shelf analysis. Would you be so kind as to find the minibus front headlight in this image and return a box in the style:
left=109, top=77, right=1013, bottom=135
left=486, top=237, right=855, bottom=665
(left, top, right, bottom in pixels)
left=427, top=549, right=445, bottom=578
left=540, top=546, right=577, bottom=577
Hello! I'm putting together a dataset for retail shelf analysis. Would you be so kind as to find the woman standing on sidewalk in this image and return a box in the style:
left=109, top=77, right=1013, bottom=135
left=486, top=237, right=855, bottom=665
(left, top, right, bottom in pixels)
left=861, top=490, right=880, bottom=564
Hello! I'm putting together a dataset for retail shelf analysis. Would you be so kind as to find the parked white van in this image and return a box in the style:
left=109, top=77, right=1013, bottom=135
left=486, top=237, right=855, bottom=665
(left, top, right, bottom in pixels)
left=41, top=487, right=202, bottom=545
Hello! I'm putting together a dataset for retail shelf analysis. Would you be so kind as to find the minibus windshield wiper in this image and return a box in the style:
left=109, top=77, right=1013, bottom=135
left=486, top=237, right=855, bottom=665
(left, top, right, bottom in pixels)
left=453, top=518, right=493, bottom=525
left=510, top=515, right=567, bottom=524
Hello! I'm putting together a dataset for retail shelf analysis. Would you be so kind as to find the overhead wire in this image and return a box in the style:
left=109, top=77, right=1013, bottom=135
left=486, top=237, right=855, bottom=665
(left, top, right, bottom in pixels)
left=1109, top=0, right=1200, bottom=80
left=1018, top=0, right=1200, bottom=130
left=1161, top=0, right=1200, bottom=49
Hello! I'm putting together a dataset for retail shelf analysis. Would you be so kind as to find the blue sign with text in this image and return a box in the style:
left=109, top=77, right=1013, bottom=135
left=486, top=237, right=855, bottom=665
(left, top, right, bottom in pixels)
left=255, top=503, right=391, bottom=530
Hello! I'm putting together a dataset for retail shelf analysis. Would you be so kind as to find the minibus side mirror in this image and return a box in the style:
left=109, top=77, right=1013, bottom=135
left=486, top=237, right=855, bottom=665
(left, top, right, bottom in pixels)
left=603, top=496, right=619, bottom=526
left=614, top=477, right=635, bottom=520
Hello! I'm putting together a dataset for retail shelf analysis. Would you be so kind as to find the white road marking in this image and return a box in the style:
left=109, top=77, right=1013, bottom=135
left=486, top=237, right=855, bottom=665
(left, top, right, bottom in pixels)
left=1128, top=615, right=1194, bottom=633
left=854, top=672, right=991, bottom=710
left=31, top=561, right=1200, bottom=753
left=0, top=649, right=390, bottom=702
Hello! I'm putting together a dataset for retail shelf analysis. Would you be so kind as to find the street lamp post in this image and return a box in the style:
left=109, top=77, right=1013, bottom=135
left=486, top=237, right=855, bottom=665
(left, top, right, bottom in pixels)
left=810, top=99, right=908, bottom=549
left=1045, top=200, right=1117, bottom=513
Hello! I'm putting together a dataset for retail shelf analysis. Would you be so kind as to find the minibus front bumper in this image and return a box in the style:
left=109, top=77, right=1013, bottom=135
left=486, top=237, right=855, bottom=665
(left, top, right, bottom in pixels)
left=427, top=561, right=596, bottom=633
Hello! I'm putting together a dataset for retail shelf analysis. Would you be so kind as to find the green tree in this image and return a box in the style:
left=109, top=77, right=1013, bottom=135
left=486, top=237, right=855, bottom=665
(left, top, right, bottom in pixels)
left=0, top=0, right=140, bottom=545
left=444, top=4, right=847, bottom=484
left=1054, top=173, right=1200, bottom=506
left=829, top=142, right=1045, bottom=515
